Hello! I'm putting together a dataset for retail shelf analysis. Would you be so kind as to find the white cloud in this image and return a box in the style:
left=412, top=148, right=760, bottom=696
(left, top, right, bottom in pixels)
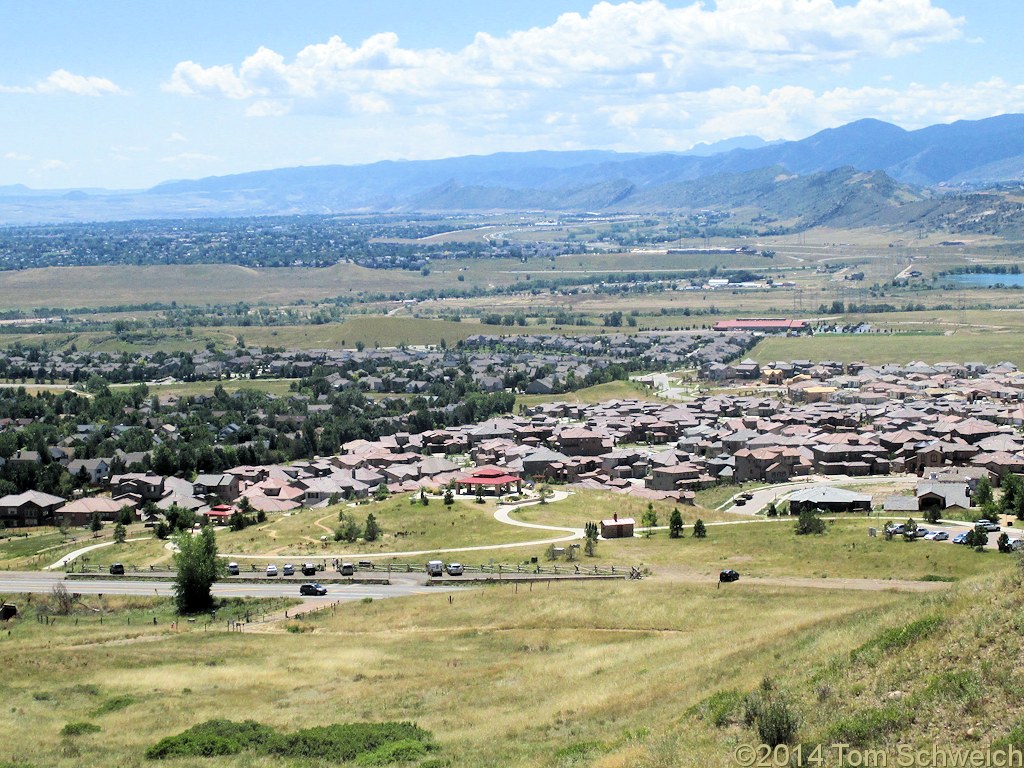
left=167, top=131, right=187, bottom=143
left=0, top=69, right=124, bottom=96
left=36, top=69, right=124, bottom=96
left=3, top=152, right=32, bottom=162
left=163, top=0, right=963, bottom=115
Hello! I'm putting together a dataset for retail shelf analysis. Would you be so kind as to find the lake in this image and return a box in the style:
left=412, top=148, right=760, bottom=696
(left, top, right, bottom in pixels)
left=950, top=273, right=1024, bottom=287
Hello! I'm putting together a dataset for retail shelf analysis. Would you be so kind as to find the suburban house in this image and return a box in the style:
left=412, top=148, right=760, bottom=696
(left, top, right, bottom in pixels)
left=0, top=490, right=66, bottom=527
left=787, top=487, right=872, bottom=514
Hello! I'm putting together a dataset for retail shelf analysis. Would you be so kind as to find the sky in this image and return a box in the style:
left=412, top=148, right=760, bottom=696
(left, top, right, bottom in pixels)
left=2, top=0, right=1023, bottom=189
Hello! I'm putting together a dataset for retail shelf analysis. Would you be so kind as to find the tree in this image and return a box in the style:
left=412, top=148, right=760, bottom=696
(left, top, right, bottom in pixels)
left=113, top=522, right=126, bottom=544
left=335, top=512, right=361, bottom=543
left=584, top=537, right=597, bottom=557
left=669, top=508, right=684, bottom=538
left=172, top=526, right=220, bottom=614
left=364, top=513, right=380, bottom=543
left=973, top=475, right=994, bottom=508
left=118, top=506, right=134, bottom=526
left=373, top=483, right=389, bottom=502
left=154, top=520, right=170, bottom=540
left=998, top=532, right=1013, bottom=553
left=766, top=502, right=778, bottom=518
left=89, top=512, right=102, bottom=536
left=966, top=527, right=989, bottom=549
left=923, top=506, right=941, bottom=524
left=419, top=488, right=429, bottom=506
left=641, top=503, right=658, bottom=537
left=443, top=488, right=454, bottom=506
left=692, top=518, right=707, bottom=539
left=584, top=521, right=599, bottom=542
left=902, top=517, right=919, bottom=541
left=794, top=508, right=826, bottom=536
left=999, top=473, right=1024, bottom=520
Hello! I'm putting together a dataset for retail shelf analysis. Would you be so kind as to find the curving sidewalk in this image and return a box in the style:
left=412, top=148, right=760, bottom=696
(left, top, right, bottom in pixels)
left=220, top=491, right=582, bottom=561
left=44, top=537, right=150, bottom=571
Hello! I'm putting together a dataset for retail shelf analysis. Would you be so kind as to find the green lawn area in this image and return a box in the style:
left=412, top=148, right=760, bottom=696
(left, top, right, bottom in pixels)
left=515, top=379, right=661, bottom=408
left=213, top=494, right=554, bottom=561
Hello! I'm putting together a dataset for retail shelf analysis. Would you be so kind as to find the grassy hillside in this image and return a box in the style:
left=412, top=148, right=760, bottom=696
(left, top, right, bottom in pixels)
left=3, top=565, right=1022, bottom=767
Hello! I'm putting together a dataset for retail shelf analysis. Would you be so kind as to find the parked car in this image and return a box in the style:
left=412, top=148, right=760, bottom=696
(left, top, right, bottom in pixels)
left=301, top=563, right=317, bottom=576
left=886, top=523, right=906, bottom=536
left=282, top=563, right=295, bottom=576
left=1011, top=539, right=1024, bottom=551
left=226, top=562, right=240, bottom=575
left=734, top=498, right=747, bottom=506
left=719, top=569, right=740, bottom=583
left=266, top=564, right=278, bottom=577
left=299, top=583, right=327, bottom=596
left=913, top=527, right=929, bottom=539
left=446, top=562, right=464, bottom=576
left=426, top=560, right=444, bottom=577
left=109, top=562, right=125, bottom=575
left=739, top=492, right=754, bottom=500
left=339, top=562, right=354, bottom=576
left=976, top=519, right=1001, bottom=532
left=924, top=531, right=949, bottom=541
left=952, top=532, right=970, bottom=545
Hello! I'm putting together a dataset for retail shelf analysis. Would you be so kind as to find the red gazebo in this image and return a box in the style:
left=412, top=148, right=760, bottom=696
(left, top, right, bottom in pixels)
left=455, top=466, right=522, bottom=496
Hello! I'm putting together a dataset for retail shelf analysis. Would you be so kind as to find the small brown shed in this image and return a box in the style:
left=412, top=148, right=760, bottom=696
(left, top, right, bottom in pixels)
left=600, top=514, right=635, bottom=539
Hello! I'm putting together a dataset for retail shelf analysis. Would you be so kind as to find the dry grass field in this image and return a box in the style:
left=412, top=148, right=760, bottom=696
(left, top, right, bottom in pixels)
left=4, top=567, right=1023, bottom=767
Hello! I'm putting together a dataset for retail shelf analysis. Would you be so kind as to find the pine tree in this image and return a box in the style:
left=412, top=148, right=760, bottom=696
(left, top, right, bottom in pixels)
left=669, top=508, right=684, bottom=538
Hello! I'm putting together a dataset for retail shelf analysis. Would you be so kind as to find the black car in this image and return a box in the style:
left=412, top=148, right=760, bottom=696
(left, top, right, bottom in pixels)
left=109, top=563, right=125, bottom=575
left=719, top=569, right=740, bottom=583
left=299, top=583, right=327, bottom=596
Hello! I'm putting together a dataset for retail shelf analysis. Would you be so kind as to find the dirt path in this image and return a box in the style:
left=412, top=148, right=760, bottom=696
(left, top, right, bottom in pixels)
left=653, top=564, right=951, bottom=593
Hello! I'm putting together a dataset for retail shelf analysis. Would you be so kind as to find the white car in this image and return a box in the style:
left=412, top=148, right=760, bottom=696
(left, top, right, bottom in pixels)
left=446, top=562, right=464, bottom=576
left=266, top=564, right=279, bottom=577
left=923, top=531, right=949, bottom=541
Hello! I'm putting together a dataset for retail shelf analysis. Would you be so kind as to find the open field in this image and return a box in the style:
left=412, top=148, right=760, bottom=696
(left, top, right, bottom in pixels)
left=515, top=380, right=662, bottom=408
left=496, top=512, right=1016, bottom=582
left=215, top=495, right=550, bottom=560
left=5, top=567, right=1024, bottom=767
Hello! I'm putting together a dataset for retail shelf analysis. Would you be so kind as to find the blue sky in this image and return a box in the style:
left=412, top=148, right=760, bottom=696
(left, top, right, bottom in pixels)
left=2, top=0, right=1022, bottom=189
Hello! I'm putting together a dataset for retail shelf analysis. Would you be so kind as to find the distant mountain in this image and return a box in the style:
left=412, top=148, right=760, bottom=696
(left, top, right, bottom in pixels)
left=3, top=114, right=1024, bottom=224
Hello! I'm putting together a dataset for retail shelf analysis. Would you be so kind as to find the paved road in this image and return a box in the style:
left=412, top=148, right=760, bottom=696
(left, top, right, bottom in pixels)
left=0, top=572, right=451, bottom=603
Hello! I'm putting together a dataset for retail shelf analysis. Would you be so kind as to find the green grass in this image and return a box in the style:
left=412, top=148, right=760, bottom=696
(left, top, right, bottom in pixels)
left=213, top=495, right=555, bottom=560
left=515, top=379, right=662, bottom=408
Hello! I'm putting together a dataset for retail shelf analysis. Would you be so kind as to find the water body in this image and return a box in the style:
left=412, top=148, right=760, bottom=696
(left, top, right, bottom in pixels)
left=950, top=273, right=1024, bottom=287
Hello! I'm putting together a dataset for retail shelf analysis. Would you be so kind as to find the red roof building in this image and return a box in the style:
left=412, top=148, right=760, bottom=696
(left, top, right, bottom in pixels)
left=455, top=466, right=522, bottom=496
left=713, top=318, right=808, bottom=332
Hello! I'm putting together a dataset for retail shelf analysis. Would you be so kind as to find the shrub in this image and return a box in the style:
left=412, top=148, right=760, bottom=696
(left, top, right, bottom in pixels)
left=90, top=695, right=136, bottom=717
left=698, top=689, right=744, bottom=728
left=741, top=679, right=799, bottom=747
left=822, top=700, right=915, bottom=746
left=755, top=697, right=800, bottom=747
left=61, top=722, right=101, bottom=737
left=850, top=615, right=943, bottom=662
left=145, top=720, right=276, bottom=759
left=268, top=722, right=433, bottom=761
left=794, top=508, right=826, bottom=535
left=355, top=739, right=430, bottom=765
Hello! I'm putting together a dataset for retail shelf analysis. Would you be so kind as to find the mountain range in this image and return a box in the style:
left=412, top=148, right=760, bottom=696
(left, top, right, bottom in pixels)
left=3, top=114, right=1024, bottom=225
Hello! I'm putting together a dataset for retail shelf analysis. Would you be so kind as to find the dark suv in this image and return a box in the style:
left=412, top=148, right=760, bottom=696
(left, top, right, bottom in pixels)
left=299, top=583, right=327, bottom=596
left=109, top=563, right=125, bottom=575
left=719, top=569, right=740, bottom=583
